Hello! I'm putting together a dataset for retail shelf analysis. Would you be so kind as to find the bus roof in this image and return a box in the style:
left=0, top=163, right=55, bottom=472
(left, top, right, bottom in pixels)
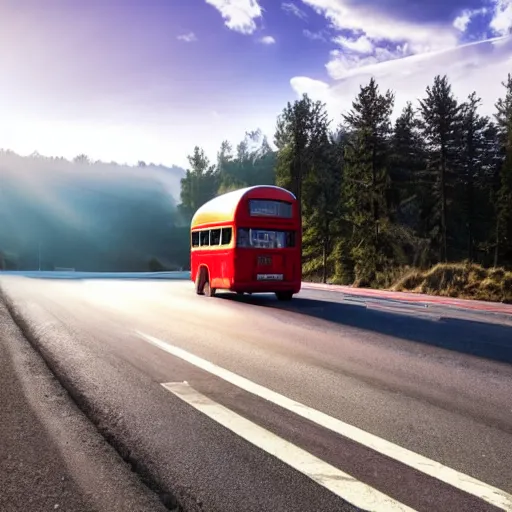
left=190, top=185, right=296, bottom=229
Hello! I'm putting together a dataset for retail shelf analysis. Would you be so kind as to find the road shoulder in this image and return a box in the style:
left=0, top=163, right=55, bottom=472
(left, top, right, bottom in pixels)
left=0, top=298, right=170, bottom=512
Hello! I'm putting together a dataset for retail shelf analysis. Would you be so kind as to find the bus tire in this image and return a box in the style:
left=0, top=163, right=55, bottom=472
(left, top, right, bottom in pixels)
left=204, top=281, right=216, bottom=297
left=276, top=291, right=293, bottom=301
left=195, top=270, right=205, bottom=295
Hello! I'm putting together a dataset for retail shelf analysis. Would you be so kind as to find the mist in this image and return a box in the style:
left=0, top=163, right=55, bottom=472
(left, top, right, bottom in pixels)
left=0, top=150, right=189, bottom=272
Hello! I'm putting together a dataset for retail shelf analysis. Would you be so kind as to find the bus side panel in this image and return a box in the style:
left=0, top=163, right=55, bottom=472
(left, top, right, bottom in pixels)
left=221, top=250, right=235, bottom=290
left=190, top=250, right=198, bottom=283
left=191, top=248, right=234, bottom=290
left=210, top=248, right=233, bottom=290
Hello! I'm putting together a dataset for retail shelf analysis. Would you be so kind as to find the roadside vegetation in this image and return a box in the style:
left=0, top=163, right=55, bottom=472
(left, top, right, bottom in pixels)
left=393, top=263, right=512, bottom=304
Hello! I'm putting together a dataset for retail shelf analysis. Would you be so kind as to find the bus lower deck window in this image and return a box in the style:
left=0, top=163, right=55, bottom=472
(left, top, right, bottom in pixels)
left=200, top=231, right=209, bottom=246
left=211, top=229, right=221, bottom=245
left=191, top=232, right=200, bottom=247
left=221, top=227, right=232, bottom=245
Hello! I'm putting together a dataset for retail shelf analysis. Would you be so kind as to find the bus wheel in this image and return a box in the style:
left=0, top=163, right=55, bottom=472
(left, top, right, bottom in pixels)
left=276, top=291, right=293, bottom=301
left=195, top=271, right=205, bottom=295
left=204, top=281, right=216, bottom=297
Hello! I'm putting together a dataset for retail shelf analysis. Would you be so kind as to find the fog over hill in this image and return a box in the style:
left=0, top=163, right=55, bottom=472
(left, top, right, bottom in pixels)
left=0, top=150, right=189, bottom=271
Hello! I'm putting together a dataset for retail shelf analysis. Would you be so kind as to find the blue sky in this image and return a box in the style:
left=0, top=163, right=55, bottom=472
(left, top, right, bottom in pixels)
left=0, top=0, right=510, bottom=168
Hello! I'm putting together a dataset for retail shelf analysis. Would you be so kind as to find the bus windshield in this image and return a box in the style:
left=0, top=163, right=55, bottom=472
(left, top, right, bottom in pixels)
left=237, top=228, right=295, bottom=249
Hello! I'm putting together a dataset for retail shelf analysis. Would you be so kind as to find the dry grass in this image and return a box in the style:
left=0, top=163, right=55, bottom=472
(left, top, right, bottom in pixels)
left=391, top=262, right=512, bottom=304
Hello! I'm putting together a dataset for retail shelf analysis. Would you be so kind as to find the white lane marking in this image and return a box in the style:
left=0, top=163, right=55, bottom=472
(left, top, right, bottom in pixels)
left=138, top=331, right=512, bottom=512
left=162, top=381, right=415, bottom=512
left=365, top=302, right=441, bottom=321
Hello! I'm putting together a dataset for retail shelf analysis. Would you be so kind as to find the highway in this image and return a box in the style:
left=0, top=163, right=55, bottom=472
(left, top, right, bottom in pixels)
left=1, top=275, right=512, bottom=512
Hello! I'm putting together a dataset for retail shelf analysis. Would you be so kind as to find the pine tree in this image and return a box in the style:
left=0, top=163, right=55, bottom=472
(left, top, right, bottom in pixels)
left=341, top=78, right=395, bottom=284
left=274, top=94, right=329, bottom=215
left=217, top=141, right=242, bottom=194
left=302, top=127, right=342, bottom=283
left=494, top=74, right=512, bottom=265
left=217, top=132, right=276, bottom=193
left=459, top=92, right=491, bottom=261
left=419, top=75, right=463, bottom=262
left=390, top=102, right=427, bottom=225
left=275, top=96, right=336, bottom=280
left=389, top=102, right=431, bottom=267
left=179, top=147, right=217, bottom=219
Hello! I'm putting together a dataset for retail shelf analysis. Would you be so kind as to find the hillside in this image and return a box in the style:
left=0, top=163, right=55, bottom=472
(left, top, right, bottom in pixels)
left=0, top=151, right=188, bottom=271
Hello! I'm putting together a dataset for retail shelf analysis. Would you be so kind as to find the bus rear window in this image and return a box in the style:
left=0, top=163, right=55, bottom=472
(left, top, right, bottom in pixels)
left=237, top=228, right=295, bottom=248
left=249, top=199, right=292, bottom=218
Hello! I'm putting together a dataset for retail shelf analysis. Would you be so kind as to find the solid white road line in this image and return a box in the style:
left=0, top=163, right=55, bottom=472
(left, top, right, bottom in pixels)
left=162, top=381, right=415, bottom=512
left=138, top=331, right=512, bottom=512
left=365, top=302, right=441, bottom=320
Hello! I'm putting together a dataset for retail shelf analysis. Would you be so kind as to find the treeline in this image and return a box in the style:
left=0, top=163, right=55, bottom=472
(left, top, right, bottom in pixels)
left=179, top=74, right=512, bottom=287
left=178, top=130, right=276, bottom=219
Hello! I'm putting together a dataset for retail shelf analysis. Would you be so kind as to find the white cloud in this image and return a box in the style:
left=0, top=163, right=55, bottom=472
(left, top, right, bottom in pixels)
left=490, top=0, right=512, bottom=36
left=453, top=11, right=472, bottom=32
left=453, top=8, right=488, bottom=33
left=300, top=0, right=458, bottom=55
left=259, top=35, right=276, bottom=44
left=326, top=45, right=407, bottom=79
left=299, top=0, right=461, bottom=81
left=303, top=29, right=327, bottom=41
left=282, top=2, right=308, bottom=20
left=333, top=35, right=374, bottom=53
left=291, top=36, right=512, bottom=122
left=177, top=32, right=197, bottom=42
left=290, top=76, right=331, bottom=102
left=205, top=0, right=263, bottom=34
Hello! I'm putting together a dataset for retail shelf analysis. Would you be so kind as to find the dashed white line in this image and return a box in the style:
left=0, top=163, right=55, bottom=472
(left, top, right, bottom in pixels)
left=138, top=331, right=512, bottom=511
left=162, top=381, right=415, bottom=512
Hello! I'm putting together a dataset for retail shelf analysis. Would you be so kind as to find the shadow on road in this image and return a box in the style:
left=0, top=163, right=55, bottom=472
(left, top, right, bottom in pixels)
left=217, top=292, right=512, bottom=365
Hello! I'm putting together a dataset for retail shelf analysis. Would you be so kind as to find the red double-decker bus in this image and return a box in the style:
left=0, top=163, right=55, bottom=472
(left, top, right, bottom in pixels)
left=190, top=185, right=301, bottom=300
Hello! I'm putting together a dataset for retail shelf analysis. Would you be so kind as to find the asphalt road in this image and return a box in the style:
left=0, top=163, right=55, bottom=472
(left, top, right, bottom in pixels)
left=1, top=275, right=512, bottom=512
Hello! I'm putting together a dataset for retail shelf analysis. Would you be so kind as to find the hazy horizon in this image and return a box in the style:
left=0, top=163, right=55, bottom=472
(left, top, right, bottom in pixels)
left=0, top=150, right=188, bottom=272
